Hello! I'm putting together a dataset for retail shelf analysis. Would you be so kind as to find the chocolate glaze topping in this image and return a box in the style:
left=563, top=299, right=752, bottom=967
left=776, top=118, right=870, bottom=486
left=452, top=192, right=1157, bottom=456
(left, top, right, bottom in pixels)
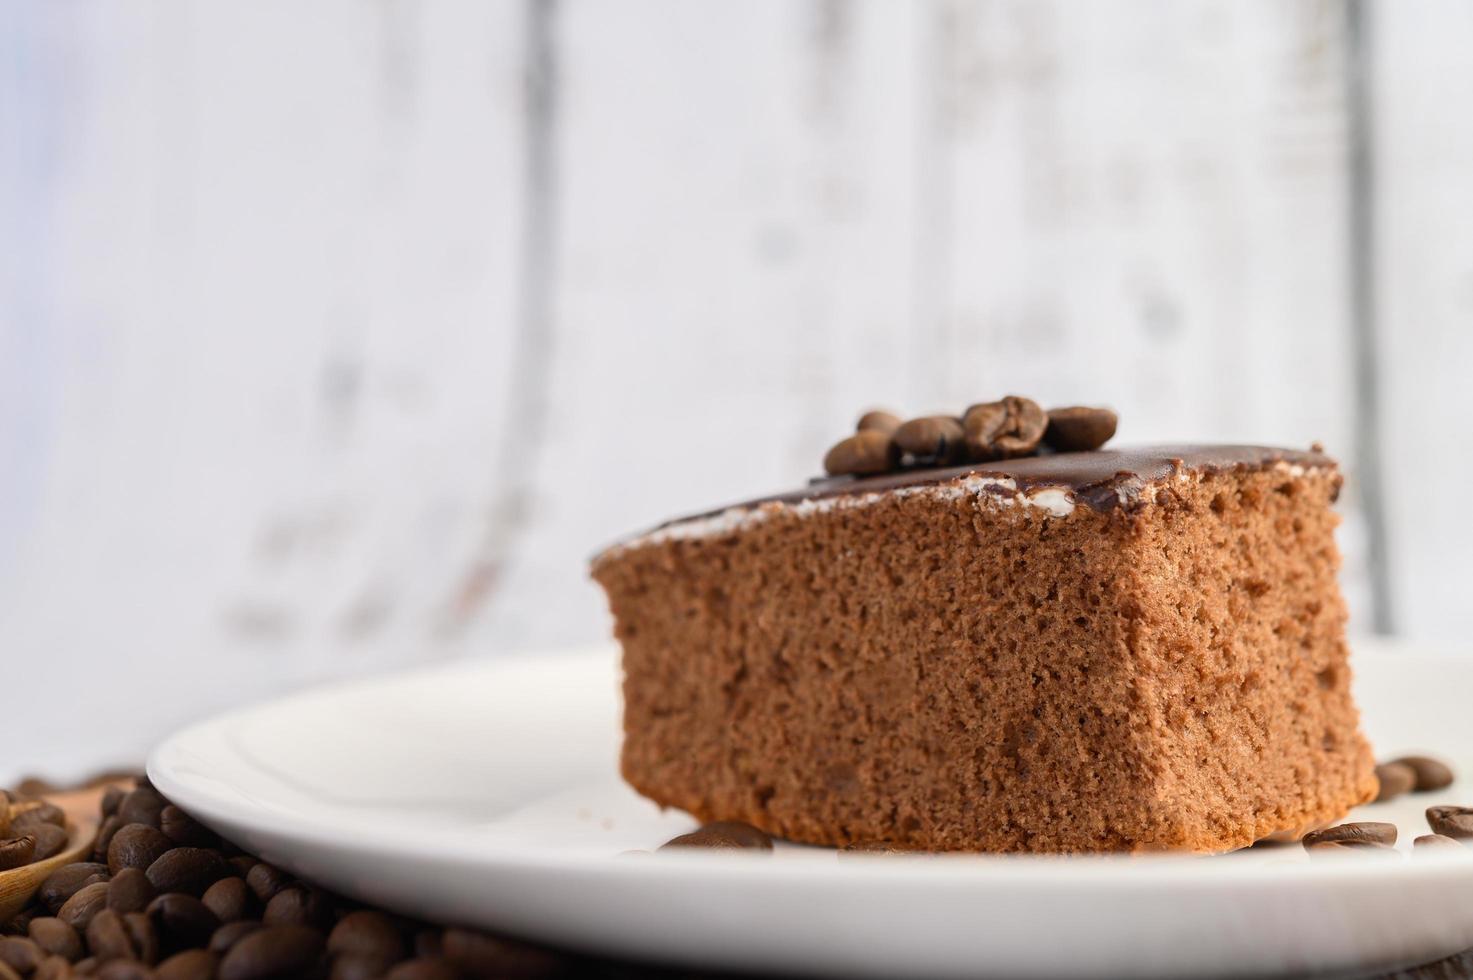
left=644, top=444, right=1335, bottom=537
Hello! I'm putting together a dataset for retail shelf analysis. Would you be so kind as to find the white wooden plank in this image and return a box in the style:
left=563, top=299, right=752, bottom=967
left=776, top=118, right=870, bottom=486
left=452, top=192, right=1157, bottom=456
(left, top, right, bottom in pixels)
left=480, top=0, right=925, bottom=649
left=925, top=0, right=1374, bottom=621
left=0, top=0, right=526, bottom=781
left=1370, top=0, right=1473, bottom=641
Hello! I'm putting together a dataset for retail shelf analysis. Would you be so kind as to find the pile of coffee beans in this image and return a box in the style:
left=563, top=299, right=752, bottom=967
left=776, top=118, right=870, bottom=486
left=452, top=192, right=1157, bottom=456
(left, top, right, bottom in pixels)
left=822, top=398, right=1117, bottom=477
left=0, top=798, right=71, bottom=873
left=1, top=779, right=745, bottom=979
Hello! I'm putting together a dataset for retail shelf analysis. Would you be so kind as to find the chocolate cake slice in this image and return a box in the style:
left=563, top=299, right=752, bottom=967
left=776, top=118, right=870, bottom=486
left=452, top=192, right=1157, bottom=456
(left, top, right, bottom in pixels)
left=592, top=442, right=1376, bottom=853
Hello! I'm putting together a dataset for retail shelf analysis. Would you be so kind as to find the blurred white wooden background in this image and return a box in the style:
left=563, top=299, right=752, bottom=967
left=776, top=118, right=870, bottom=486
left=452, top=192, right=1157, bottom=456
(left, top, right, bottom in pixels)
left=2, top=0, right=1471, bottom=781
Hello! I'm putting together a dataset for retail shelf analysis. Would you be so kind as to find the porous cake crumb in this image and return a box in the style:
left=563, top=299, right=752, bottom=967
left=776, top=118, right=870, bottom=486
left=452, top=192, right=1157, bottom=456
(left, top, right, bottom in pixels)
left=593, top=446, right=1376, bottom=853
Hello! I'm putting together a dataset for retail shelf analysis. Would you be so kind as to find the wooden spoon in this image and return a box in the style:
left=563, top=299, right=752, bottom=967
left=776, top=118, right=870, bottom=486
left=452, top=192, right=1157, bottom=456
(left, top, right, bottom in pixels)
left=0, top=789, right=108, bottom=923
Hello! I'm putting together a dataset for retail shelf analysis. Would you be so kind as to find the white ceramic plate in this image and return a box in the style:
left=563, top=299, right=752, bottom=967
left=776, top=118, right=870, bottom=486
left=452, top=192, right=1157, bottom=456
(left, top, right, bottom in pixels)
left=150, top=642, right=1473, bottom=979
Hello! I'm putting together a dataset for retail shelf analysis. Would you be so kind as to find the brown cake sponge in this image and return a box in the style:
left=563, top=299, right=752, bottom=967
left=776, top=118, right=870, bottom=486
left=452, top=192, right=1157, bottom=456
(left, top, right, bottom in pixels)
left=592, top=447, right=1377, bottom=853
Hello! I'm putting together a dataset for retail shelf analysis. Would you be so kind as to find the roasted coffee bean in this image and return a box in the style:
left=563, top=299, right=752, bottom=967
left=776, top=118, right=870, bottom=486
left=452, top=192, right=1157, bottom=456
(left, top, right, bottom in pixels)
left=93, top=818, right=123, bottom=864
left=201, top=877, right=255, bottom=924
left=660, top=820, right=774, bottom=851
left=443, top=929, right=561, bottom=978
left=0, top=937, right=44, bottom=974
left=57, top=881, right=111, bottom=931
left=327, top=911, right=405, bottom=962
left=1375, top=761, right=1417, bottom=802
left=34, top=955, right=75, bottom=980
left=893, top=416, right=966, bottom=465
left=208, top=922, right=262, bottom=956
left=145, top=848, right=230, bottom=897
left=100, top=787, right=125, bottom=821
left=1426, top=805, right=1473, bottom=839
left=107, top=827, right=171, bottom=875
left=262, top=888, right=333, bottom=930
left=156, top=809, right=217, bottom=851
left=39, top=864, right=110, bottom=914
left=1397, top=756, right=1456, bottom=792
left=218, top=925, right=325, bottom=980
left=413, top=931, right=443, bottom=960
left=332, top=952, right=400, bottom=980
left=963, top=396, right=1047, bottom=461
left=244, top=864, right=292, bottom=904
left=94, top=961, right=154, bottom=980
left=123, top=914, right=159, bottom=967
left=1042, top=406, right=1118, bottom=453
left=145, top=894, right=219, bottom=948
left=85, top=910, right=136, bottom=963
left=74, top=956, right=97, bottom=974
left=0, top=836, right=36, bottom=870
left=0, top=962, right=18, bottom=980
left=116, top=789, right=166, bottom=830
left=14, top=804, right=66, bottom=832
left=1301, top=822, right=1397, bottom=847
left=226, top=857, right=256, bottom=879
left=107, top=869, right=157, bottom=915
left=153, top=950, right=215, bottom=980
left=1306, top=840, right=1398, bottom=857
left=385, top=958, right=457, bottom=980
left=29, top=918, right=83, bottom=961
left=32, top=824, right=70, bottom=861
left=855, top=410, right=902, bottom=435
left=822, top=430, right=899, bottom=477
left=1415, top=834, right=1464, bottom=851
left=0, top=916, right=29, bottom=939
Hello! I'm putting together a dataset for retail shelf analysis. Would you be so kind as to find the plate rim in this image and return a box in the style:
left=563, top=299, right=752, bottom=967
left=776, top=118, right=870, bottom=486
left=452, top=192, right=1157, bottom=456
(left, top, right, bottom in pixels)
left=148, top=642, right=1473, bottom=890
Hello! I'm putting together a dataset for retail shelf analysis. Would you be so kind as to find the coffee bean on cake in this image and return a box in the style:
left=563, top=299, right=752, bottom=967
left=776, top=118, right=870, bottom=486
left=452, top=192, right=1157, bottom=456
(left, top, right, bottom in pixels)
left=1396, top=756, right=1455, bottom=792
left=962, top=396, right=1047, bottom=460
left=893, top=416, right=967, bottom=466
left=856, top=410, right=902, bottom=435
left=823, top=430, right=899, bottom=476
left=1301, top=822, right=1397, bottom=848
left=1043, top=406, right=1118, bottom=452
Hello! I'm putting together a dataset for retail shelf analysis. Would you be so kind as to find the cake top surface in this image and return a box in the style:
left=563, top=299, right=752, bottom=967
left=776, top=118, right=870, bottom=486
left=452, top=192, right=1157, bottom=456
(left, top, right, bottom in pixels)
left=778, top=444, right=1334, bottom=511
left=595, top=445, right=1336, bottom=561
